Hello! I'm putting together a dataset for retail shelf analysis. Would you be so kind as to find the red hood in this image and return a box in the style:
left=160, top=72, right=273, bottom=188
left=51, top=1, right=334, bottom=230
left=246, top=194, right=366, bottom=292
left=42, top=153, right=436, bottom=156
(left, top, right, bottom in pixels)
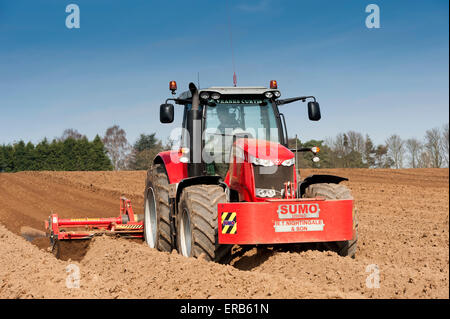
left=235, top=138, right=294, bottom=163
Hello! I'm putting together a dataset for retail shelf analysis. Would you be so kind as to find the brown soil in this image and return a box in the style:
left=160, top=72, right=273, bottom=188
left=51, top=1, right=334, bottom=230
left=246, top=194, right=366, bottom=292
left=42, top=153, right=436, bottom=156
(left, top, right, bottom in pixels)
left=0, top=169, right=448, bottom=298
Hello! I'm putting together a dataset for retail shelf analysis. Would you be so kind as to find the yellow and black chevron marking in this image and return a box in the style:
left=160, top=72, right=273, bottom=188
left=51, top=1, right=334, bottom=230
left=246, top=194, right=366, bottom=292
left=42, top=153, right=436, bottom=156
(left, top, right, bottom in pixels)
left=221, top=212, right=237, bottom=234
left=116, top=224, right=143, bottom=230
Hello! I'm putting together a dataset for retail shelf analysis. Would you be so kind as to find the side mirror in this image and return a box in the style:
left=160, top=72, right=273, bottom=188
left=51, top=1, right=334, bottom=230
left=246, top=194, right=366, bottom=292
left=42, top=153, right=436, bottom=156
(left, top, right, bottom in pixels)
left=160, top=104, right=174, bottom=123
left=308, top=101, right=321, bottom=121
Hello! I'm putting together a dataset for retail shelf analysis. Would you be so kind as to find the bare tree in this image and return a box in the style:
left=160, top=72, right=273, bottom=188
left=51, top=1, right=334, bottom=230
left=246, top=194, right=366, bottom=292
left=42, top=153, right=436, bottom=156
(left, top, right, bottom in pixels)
left=418, top=151, right=432, bottom=168
left=424, top=128, right=443, bottom=168
left=102, top=125, right=132, bottom=170
left=385, top=134, right=405, bottom=169
left=331, top=133, right=347, bottom=157
left=59, top=128, right=85, bottom=141
left=442, top=123, right=449, bottom=167
left=405, top=138, right=422, bottom=168
left=326, top=133, right=347, bottom=167
left=164, top=136, right=177, bottom=151
left=347, top=131, right=365, bottom=155
left=374, top=144, right=393, bottom=168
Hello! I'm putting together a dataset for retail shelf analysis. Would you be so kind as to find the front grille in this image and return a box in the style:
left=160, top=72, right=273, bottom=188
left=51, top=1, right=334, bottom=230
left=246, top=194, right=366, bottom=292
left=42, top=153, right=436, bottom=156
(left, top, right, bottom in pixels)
left=253, top=165, right=294, bottom=197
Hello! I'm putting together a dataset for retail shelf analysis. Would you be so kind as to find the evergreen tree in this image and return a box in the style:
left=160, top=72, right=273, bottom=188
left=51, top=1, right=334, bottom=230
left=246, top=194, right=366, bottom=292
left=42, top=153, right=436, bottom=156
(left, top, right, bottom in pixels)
left=1, top=145, right=15, bottom=172
left=364, top=135, right=376, bottom=168
left=131, top=133, right=163, bottom=170
left=35, top=138, right=51, bottom=170
left=0, top=134, right=112, bottom=172
left=25, top=142, right=36, bottom=170
left=13, top=141, right=27, bottom=171
left=0, top=146, right=5, bottom=172
left=90, top=135, right=113, bottom=170
left=62, top=138, right=77, bottom=170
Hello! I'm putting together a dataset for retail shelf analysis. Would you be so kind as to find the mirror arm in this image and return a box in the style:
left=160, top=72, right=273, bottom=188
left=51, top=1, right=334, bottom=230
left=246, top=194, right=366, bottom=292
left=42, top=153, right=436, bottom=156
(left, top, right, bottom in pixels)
left=289, top=147, right=320, bottom=163
left=165, top=98, right=191, bottom=105
left=276, top=96, right=316, bottom=106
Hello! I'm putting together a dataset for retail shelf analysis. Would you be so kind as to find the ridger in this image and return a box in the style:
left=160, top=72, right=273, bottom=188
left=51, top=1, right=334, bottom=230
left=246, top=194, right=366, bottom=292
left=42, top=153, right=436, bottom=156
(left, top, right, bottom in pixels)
left=45, top=80, right=358, bottom=261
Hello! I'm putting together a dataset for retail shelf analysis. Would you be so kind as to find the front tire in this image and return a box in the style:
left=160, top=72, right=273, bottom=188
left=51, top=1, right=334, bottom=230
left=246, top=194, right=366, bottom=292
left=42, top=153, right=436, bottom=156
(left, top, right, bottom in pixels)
left=176, top=184, right=232, bottom=262
left=303, top=183, right=358, bottom=258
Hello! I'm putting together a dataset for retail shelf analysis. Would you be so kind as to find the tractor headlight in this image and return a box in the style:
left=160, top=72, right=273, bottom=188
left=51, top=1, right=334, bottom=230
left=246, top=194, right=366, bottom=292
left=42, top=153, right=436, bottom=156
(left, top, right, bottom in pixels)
left=281, top=158, right=295, bottom=166
left=249, top=155, right=275, bottom=167
left=211, top=92, right=221, bottom=100
left=264, top=92, right=274, bottom=99
left=273, top=90, right=281, bottom=98
left=255, top=188, right=277, bottom=198
left=200, top=92, right=210, bottom=100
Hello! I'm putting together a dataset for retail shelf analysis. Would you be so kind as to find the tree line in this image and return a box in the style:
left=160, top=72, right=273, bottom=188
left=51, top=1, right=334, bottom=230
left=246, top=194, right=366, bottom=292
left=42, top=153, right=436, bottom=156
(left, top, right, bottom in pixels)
left=290, top=122, right=449, bottom=169
left=1, top=123, right=448, bottom=172
left=0, top=130, right=112, bottom=172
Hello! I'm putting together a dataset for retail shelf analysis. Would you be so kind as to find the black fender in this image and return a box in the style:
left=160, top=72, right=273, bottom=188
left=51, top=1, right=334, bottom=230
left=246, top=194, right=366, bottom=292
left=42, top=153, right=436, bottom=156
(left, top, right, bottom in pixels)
left=298, top=174, right=348, bottom=197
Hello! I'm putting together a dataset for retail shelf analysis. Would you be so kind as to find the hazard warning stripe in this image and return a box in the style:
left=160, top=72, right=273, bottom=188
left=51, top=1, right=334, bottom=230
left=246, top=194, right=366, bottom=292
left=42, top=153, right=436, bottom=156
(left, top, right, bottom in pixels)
left=115, top=224, right=143, bottom=229
left=221, top=212, right=237, bottom=234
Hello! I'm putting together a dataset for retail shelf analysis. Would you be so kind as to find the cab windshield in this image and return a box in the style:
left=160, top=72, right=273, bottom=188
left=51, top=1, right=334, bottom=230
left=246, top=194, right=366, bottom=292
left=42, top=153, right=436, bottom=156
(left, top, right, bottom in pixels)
left=203, top=98, right=280, bottom=176
left=204, top=99, right=280, bottom=143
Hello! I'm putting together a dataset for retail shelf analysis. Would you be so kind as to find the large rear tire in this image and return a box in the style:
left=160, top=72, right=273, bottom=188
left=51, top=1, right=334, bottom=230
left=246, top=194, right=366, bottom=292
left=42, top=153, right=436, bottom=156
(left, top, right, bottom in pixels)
left=144, top=164, right=172, bottom=252
left=303, top=183, right=358, bottom=258
left=176, top=184, right=232, bottom=262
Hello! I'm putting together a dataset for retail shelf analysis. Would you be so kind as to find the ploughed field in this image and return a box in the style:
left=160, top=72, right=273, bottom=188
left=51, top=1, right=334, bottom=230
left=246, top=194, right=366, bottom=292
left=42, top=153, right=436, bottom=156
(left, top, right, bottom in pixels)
left=0, top=168, right=448, bottom=298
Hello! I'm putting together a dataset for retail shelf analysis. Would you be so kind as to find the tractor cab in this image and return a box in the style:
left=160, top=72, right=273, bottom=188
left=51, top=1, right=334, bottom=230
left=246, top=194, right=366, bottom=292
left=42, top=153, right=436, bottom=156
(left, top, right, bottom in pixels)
left=160, top=81, right=322, bottom=200
left=178, top=86, right=286, bottom=179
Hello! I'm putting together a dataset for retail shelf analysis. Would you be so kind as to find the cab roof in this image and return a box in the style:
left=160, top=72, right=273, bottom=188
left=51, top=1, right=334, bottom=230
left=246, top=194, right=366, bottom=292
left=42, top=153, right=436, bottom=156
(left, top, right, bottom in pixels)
left=178, top=86, right=279, bottom=99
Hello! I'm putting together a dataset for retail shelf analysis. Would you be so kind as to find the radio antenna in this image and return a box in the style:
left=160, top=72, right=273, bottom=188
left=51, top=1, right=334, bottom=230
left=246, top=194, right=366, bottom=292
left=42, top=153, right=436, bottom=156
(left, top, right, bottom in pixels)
left=227, top=0, right=237, bottom=87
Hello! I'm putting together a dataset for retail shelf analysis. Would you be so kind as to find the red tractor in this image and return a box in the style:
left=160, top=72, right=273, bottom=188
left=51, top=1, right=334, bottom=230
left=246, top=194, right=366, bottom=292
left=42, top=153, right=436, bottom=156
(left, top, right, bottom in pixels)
left=45, top=81, right=357, bottom=261
left=144, top=81, right=358, bottom=261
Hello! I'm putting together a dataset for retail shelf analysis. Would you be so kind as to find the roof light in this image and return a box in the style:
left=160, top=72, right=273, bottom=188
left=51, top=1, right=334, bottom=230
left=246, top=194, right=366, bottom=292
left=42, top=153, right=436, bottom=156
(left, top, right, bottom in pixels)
left=169, top=81, right=177, bottom=94
left=200, top=92, right=210, bottom=100
left=270, top=80, right=278, bottom=89
left=211, top=92, right=221, bottom=100
left=264, top=92, right=274, bottom=99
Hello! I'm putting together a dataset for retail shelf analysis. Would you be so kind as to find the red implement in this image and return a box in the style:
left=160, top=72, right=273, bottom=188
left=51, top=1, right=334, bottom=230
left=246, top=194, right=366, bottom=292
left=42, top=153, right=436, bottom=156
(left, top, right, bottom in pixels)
left=45, top=197, right=143, bottom=241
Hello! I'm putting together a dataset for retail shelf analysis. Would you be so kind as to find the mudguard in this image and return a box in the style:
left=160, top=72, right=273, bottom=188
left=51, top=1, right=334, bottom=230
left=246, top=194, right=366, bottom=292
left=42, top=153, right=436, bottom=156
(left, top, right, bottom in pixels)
left=298, top=174, right=348, bottom=197
left=153, top=151, right=188, bottom=184
left=175, top=175, right=227, bottom=204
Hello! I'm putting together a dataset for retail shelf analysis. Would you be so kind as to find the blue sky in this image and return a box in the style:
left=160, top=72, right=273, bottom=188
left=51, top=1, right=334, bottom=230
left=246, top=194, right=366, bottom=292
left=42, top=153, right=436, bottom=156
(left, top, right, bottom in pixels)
left=0, top=0, right=448, bottom=146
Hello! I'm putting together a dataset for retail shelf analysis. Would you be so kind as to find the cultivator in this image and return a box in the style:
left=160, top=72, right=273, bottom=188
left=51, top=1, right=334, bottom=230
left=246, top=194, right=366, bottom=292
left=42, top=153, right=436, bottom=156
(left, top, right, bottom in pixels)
left=45, top=197, right=143, bottom=255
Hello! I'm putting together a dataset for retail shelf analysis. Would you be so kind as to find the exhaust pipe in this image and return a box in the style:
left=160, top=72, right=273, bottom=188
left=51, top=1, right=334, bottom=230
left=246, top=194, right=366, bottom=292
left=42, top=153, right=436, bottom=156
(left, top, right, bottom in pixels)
left=187, top=83, right=204, bottom=177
